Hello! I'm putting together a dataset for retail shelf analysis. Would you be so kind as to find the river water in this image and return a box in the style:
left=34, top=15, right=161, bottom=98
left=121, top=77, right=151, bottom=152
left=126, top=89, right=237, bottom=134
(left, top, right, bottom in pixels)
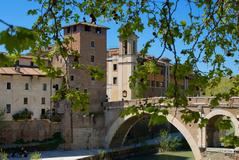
left=126, top=151, right=194, bottom=160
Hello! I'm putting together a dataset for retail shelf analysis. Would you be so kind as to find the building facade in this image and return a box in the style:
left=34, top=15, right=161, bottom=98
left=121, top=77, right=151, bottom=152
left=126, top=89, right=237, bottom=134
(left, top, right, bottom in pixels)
left=106, top=35, right=188, bottom=102
left=0, top=56, right=62, bottom=120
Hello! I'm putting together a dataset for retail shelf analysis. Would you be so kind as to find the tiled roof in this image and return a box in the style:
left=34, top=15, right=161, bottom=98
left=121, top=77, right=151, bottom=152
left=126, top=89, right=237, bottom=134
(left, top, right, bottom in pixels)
left=0, top=67, right=46, bottom=76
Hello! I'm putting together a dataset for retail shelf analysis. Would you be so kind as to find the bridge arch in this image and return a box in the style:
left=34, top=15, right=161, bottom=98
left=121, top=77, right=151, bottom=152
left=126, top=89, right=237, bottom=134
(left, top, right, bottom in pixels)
left=205, top=109, right=239, bottom=136
left=105, top=114, right=202, bottom=160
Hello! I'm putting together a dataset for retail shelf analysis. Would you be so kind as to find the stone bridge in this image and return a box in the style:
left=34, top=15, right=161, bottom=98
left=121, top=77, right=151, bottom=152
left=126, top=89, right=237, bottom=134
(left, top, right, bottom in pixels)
left=103, top=97, right=239, bottom=160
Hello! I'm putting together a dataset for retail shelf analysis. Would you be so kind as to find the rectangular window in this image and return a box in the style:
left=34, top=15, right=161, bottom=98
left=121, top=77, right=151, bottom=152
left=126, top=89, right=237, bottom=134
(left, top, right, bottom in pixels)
left=30, top=61, right=34, bottom=67
left=7, top=82, right=11, bottom=90
left=91, top=55, right=95, bottom=62
left=91, top=41, right=95, bottom=47
left=113, top=77, right=117, bottom=84
left=113, top=64, right=117, bottom=71
left=123, top=41, right=128, bottom=55
left=73, top=25, right=77, bottom=32
left=25, top=83, right=29, bottom=90
left=43, top=83, right=47, bottom=91
left=85, top=25, right=91, bottom=32
left=70, top=75, right=74, bottom=81
left=24, top=97, right=28, bottom=104
left=41, top=97, right=46, bottom=104
left=41, top=109, right=46, bottom=115
left=6, top=104, right=11, bottom=113
left=133, top=41, right=137, bottom=54
left=67, top=27, right=71, bottom=33
left=96, top=28, right=102, bottom=34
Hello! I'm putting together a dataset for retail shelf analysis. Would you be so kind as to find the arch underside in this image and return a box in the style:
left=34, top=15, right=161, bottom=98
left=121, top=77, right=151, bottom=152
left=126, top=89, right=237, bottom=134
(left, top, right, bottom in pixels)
left=205, top=109, right=239, bottom=137
left=106, top=114, right=202, bottom=160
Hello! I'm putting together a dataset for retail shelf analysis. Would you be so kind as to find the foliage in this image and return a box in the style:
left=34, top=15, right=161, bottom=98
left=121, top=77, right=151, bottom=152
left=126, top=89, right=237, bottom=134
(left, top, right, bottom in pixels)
left=0, top=150, right=8, bottom=160
left=205, top=77, right=236, bottom=96
left=0, top=0, right=238, bottom=144
left=30, top=152, right=41, bottom=160
left=215, top=117, right=232, bottom=131
left=159, top=130, right=181, bottom=152
left=220, top=134, right=239, bottom=148
left=12, top=108, right=33, bottom=121
left=40, top=110, right=61, bottom=122
left=129, top=60, right=159, bottom=98
left=12, top=132, right=64, bottom=151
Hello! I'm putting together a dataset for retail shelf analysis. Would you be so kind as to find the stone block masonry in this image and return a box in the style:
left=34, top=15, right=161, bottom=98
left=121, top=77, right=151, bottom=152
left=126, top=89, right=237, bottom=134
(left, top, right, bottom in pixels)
left=0, top=120, right=60, bottom=144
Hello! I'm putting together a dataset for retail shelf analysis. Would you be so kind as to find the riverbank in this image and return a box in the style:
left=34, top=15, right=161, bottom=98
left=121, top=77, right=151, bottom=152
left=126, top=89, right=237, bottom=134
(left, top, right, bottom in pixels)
left=7, top=144, right=159, bottom=160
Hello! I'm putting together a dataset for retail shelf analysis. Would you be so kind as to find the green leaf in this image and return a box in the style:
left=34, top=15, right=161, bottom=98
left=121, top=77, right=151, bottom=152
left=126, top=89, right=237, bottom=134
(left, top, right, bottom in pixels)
left=180, top=20, right=187, bottom=27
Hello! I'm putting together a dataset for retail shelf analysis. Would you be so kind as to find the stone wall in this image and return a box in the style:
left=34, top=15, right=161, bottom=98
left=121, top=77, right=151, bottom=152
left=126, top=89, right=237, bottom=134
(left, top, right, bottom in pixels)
left=0, top=120, right=60, bottom=144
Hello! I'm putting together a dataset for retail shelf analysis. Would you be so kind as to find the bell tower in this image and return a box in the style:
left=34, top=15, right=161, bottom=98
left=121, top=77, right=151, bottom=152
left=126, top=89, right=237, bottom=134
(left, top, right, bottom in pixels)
left=118, top=34, right=138, bottom=100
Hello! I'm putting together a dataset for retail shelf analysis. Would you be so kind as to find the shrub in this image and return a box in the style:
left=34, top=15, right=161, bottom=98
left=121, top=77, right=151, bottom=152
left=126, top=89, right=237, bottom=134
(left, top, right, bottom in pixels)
left=159, top=130, right=181, bottom=152
left=30, top=152, right=41, bottom=160
left=12, top=108, right=33, bottom=121
left=0, top=151, right=8, bottom=160
left=41, top=110, right=61, bottom=122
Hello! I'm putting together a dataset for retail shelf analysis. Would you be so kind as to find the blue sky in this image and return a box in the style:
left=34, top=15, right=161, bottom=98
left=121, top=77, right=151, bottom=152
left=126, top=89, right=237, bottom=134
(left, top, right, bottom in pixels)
left=0, top=0, right=237, bottom=74
left=0, top=0, right=182, bottom=58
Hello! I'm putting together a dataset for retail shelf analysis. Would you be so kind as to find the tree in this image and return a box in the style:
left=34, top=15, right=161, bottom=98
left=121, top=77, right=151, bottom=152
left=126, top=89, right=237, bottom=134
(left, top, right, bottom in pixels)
left=0, top=0, right=238, bottom=137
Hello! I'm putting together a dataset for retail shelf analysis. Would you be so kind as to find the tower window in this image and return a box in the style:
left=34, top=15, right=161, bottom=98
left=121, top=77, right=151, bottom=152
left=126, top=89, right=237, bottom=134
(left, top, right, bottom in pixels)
left=113, top=64, right=117, bottom=71
left=91, top=41, right=95, bottom=47
left=96, top=28, right=102, bottom=34
left=133, top=41, right=137, bottom=54
left=25, top=83, right=29, bottom=90
left=91, top=55, right=95, bottom=62
left=24, top=97, right=28, bottom=104
left=7, top=82, right=11, bottom=90
left=43, top=83, right=47, bottom=91
left=123, top=40, right=128, bottom=55
left=70, top=75, right=74, bottom=81
left=6, top=104, right=11, bottom=113
left=113, top=77, right=117, bottom=84
left=73, top=25, right=77, bottom=32
left=67, top=27, right=71, bottom=33
left=30, top=61, right=34, bottom=67
left=85, top=25, right=91, bottom=32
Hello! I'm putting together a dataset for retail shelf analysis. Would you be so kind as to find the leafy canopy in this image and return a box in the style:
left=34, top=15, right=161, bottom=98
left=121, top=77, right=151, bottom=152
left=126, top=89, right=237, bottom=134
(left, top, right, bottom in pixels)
left=0, top=0, right=238, bottom=131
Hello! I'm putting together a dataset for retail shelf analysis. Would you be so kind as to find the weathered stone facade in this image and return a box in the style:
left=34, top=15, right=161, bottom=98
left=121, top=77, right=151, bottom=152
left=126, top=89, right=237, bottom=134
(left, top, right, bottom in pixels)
left=0, top=120, right=60, bottom=144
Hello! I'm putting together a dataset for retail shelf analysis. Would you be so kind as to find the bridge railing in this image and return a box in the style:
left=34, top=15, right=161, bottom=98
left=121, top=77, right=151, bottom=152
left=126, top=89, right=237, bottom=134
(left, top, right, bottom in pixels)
left=104, top=97, right=239, bottom=109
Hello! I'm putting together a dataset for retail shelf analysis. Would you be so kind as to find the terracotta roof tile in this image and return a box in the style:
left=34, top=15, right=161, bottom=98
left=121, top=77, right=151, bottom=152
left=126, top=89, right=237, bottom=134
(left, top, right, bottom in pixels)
left=0, top=67, right=46, bottom=76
